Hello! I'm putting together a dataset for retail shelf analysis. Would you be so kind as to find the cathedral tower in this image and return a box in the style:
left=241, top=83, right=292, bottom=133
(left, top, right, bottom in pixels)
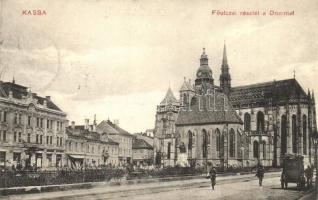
left=220, top=43, right=231, bottom=95
left=195, top=48, right=214, bottom=94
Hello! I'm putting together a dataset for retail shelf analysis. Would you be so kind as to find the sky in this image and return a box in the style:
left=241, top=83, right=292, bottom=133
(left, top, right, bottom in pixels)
left=0, top=0, right=318, bottom=133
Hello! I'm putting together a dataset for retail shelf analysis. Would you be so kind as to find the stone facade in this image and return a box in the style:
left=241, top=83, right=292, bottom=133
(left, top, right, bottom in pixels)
left=65, top=120, right=119, bottom=168
left=153, top=46, right=317, bottom=168
left=97, top=120, right=133, bottom=165
left=0, top=80, right=67, bottom=170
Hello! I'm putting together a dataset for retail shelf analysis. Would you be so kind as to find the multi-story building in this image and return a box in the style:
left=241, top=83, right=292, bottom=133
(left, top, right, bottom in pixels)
left=65, top=119, right=119, bottom=168
left=0, top=80, right=67, bottom=169
left=97, top=120, right=133, bottom=165
left=154, top=45, right=317, bottom=168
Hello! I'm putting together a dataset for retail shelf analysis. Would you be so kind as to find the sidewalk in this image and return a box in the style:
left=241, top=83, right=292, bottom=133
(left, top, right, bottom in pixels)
left=0, top=171, right=281, bottom=196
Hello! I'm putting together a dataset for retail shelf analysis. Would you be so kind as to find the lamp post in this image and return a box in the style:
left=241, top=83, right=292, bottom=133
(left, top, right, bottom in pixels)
left=312, top=131, right=318, bottom=191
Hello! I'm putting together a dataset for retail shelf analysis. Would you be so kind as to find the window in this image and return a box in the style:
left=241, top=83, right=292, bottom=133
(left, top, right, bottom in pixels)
left=303, top=115, right=307, bottom=154
left=281, top=115, right=287, bottom=155
left=60, top=138, right=63, bottom=146
left=216, top=129, right=221, bottom=151
left=263, top=141, right=266, bottom=159
left=257, top=111, right=265, bottom=133
left=57, top=137, right=59, bottom=146
left=57, top=122, right=60, bottom=131
left=47, top=119, right=50, bottom=129
left=229, top=129, right=235, bottom=157
left=47, top=136, right=49, bottom=144
left=3, top=111, right=6, bottom=122
left=36, top=118, right=39, bottom=127
left=50, top=136, right=53, bottom=145
left=28, top=116, right=31, bottom=126
left=13, top=153, right=21, bottom=162
left=14, top=132, right=17, bottom=142
left=40, top=135, right=43, bottom=144
left=36, top=134, right=39, bottom=143
left=2, top=131, right=6, bottom=142
left=0, top=152, right=6, bottom=165
left=188, top=131, right=193, bottom=150
left=14, top=113, right=18, bottom=124
left=18, top=132, right=22, bottom=142
left=202, top=129, right=208, bottom=158
left=40, top=118, right=43, bottom=128
left=253, top=141, right=259, bottom=158
left=27, top=133, right=31, bottom=143
left=167, top=142, right=171, bottom=159
left=18, top=114, right=22, bottom=124
left=69, top=142, right=72, bottom=151
left=244, top=113, right=251, bottom=131
left=292, top=115, right=297, bottom=153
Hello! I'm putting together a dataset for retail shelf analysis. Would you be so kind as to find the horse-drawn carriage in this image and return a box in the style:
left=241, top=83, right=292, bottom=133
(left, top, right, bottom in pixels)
left=280, top=154, right=306, bottom=189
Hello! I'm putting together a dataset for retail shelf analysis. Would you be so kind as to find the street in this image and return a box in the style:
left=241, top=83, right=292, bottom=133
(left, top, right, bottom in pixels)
left=1, top=172, right=313, bottom=200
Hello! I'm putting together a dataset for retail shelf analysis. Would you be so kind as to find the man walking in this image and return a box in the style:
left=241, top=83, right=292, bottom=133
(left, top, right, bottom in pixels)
left=210, top=167, right=217, bottom=190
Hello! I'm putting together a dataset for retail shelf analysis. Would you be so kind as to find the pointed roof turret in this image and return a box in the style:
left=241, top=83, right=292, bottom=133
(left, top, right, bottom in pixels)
left=160, top=86, right=178, bottom=105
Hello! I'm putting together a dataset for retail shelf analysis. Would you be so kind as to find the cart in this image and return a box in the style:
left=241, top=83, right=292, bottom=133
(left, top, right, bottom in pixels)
left=280, top=154, right=305, bottom=189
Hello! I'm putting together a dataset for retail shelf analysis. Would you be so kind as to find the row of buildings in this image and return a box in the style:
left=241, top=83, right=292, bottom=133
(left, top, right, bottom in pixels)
left=153, top=45, right=317, bottom=168
left=0, top=80, right=153, bottom=169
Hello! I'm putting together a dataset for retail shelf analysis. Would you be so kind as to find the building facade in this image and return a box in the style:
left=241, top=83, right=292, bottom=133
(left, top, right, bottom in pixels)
left=132, top=137, right=153, bottom=167
left=65, top=119, right=119, bottom=169
left=154, top=46, right=317, bottom=168
left=97, top=120, right=133, bottom=165
left=0, top=80, right=67, bottom=170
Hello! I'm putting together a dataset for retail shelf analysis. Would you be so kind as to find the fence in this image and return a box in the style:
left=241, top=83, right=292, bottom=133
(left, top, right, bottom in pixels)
left=0, top=168, right=126, bottom=188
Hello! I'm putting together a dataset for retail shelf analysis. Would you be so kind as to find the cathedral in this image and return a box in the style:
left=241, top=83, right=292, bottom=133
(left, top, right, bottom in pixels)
left=153, top=44, right=317, bottom=168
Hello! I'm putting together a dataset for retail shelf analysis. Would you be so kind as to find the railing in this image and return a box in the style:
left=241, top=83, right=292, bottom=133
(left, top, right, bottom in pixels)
left=0, top=168, right=125, bottom=188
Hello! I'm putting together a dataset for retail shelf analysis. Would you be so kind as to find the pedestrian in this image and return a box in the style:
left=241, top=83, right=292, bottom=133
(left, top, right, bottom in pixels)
left=304, top=165, right=312, bottom=187
left=256, top=165, right=264, bottom=186
left=209, top=167, right=217, bottom=190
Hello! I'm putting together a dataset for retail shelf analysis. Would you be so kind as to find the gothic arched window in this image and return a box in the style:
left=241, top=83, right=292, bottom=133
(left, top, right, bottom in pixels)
left=281, top=115, right=287, bottom=155
left=292, top=115, right=297, bottom=153
left=167, top=142, right=171, bottom=159
left=216, top=129, right=221, bottom=151
left=188, top=131, right=193, bottom=158
left=257, top=111, right=265, bottom=133
left=262, top=141, right=266, bottom=159
left=229, top=129, right=235, bottom=157
left=253, top=141, right=259, bottom=158
left=303, top=115, right=307, bottom=155
left=244, top=113, right=251, bottom=131
left=202, top=129, right=208, bottom=158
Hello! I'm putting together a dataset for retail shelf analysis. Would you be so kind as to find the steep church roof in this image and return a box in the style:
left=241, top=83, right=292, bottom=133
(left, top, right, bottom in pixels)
left=176, top=91, right=242, bottom=126
left=229, top=78, right=309, bottom=108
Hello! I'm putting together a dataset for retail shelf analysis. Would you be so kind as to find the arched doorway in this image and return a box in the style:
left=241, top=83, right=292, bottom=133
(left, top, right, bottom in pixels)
left=281, top=115, right=287, bottom=155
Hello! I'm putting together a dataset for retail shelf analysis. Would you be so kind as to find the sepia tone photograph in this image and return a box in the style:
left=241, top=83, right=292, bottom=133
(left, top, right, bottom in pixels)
left=0, top=0, right=318, bottom=199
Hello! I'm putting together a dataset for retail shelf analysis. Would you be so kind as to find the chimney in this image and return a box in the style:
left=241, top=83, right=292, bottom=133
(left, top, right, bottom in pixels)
left=46, top=96, right=51, bottom=101
left=93, top=114, right=97, bottom=131
left=84, top=119, right=89, bottom=130
left=71, top=121, right=75, bottom=129
left=114, top=119, right=119, bottom=126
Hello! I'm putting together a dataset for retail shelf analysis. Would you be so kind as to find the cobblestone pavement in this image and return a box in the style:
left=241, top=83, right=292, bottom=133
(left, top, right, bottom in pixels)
left=1, top=172, right=313, bottom=200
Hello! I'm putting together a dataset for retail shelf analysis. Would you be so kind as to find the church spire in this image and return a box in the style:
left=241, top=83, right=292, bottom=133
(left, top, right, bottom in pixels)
left=220, top=41, right=231, bottom=95
left=222, top=41, right=228, bottom=66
